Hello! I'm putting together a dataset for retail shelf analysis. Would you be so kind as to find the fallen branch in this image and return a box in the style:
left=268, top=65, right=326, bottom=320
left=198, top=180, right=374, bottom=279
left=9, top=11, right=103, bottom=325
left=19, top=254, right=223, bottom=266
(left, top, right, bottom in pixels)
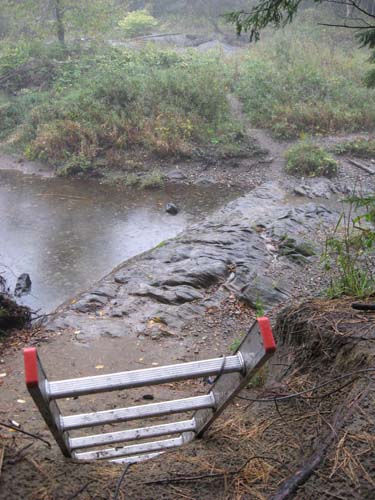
left=0, top=421, right=51, bottom=448
left=67, top=480, right=96, bottom=500
left=36, top=193, right=89, bottom=200
left=144, top=455, right=289, bottom=486
left=270, top=382, right=372, bottom=500
left=235, top=368, right=375, bottom=403
left=0, top=446, right=4, bottom=479
left=348, top=159, right=375, bottom=175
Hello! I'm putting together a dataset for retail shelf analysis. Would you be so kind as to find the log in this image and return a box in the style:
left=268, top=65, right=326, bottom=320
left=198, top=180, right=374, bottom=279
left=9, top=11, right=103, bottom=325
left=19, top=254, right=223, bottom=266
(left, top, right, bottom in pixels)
left=348, top=159, right=375, bottom=175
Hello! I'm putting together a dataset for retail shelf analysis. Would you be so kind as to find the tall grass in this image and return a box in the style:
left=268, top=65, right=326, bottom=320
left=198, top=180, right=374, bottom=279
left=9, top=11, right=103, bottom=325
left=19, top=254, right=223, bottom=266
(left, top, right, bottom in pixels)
left=233, top=19, right=375, bottom=138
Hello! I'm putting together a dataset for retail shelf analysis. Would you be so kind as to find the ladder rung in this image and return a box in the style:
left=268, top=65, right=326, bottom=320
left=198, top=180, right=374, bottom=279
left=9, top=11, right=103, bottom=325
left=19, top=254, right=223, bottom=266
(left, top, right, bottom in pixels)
left=61, top=394, right=215, bottom=430
left=48, top=355, right=243, bottom=399
left=74, top=432, right=194, bottom=461
left=69, top=419, right=196, bottom=450
left=111, top=452, right=162, bottom=464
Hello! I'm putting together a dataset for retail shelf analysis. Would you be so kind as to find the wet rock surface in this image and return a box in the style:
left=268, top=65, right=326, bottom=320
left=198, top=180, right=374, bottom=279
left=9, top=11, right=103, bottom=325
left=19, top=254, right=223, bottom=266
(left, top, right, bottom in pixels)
left=14, top=273, right=32, bottom=297
left=45, top=182, right=337, bottom=339
left=165, top=202, right=179, bottom=215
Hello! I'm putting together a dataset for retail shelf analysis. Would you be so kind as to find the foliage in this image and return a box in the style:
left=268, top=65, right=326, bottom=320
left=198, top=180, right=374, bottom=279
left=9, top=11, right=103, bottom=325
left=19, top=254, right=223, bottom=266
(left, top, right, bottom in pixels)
left=285, top=140, right=338, bottom=177
left=333, top=138, right=375, bottom=158
left=3, top=44, right=240, bottom=173
left=139, top=169, right=165, bottom=188
left=323, top=195, right=375, bottom=298
left=226, top=0, right=375, bottom=88
left=233, top=23, right=375, bottom=138
left=118, top=9, right=159, bottom=37
left=0, top=0, right=119, bottom=44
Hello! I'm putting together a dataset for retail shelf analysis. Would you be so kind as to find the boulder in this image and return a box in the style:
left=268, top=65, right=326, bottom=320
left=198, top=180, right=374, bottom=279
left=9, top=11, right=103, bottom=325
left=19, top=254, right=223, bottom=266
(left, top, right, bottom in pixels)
left=165, top=203, right=179, bottom=215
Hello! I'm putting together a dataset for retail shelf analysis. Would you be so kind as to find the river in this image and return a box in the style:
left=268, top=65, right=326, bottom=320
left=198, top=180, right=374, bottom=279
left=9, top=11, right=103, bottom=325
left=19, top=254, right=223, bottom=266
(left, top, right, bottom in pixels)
left=0, top=169, right=241, bottom=312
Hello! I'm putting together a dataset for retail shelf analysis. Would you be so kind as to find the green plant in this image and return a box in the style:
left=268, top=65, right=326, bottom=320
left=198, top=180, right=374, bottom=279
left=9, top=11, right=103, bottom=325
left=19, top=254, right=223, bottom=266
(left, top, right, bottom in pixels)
left=322, top=195, right=375, bottom=298
left=234, top=22, right=375, bottom=138
left=3, top=44, right=241, bottom=172
left=254, top=297, right=265, bottom=317
left=285, top=140, right=338, bottom=177
left=118, top=9, right=158, bottom=38
left=229, top=338, right=242, bottom=353
left=123, top=173, right=139, bottom=187
left=139, top=169, right=165, bottom=189
left=247, top=366, right=268, bottom=388
left=333, top=138, right=375, bottom=158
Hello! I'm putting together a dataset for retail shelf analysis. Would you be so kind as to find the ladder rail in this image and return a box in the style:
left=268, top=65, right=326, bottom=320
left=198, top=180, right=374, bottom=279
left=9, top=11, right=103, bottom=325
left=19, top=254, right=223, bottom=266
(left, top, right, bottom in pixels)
left=47, top=355, right=244, bottom=399
left=69, top=419, right=197, bottom=450
left=61, top=394, right=215, bottom=430
left=73, top=432, right=195, bottom=461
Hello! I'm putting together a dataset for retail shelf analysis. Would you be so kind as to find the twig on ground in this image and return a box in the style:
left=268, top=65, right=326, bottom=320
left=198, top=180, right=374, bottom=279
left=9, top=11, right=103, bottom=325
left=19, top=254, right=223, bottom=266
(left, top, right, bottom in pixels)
left=144, top=455, right=289, bottom=486
left=236, top=368, right=375, bottom=403
left=0, top=421, right=51, bottom=448
left=0, top=446, right=4, bottom=478
left=67, top=480, right=96, bottom=500
left=269, top=382, right=373, bottom=500
left=6, top=442, right=35, bottom=465
left=113, top=463, right=132, bottom=500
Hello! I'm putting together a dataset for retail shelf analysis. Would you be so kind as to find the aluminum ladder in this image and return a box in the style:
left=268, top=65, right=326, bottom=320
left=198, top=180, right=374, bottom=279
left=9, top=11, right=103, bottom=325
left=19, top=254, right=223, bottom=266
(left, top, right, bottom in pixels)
left=23, top=317, right=276, bottom=464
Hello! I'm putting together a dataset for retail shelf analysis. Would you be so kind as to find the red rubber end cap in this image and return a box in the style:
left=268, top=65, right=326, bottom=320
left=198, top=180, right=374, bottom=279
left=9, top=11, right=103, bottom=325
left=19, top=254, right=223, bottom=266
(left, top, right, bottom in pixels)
left=24, top=347, right=39, bottom=387
left=257, top=317, right=276, bottom=354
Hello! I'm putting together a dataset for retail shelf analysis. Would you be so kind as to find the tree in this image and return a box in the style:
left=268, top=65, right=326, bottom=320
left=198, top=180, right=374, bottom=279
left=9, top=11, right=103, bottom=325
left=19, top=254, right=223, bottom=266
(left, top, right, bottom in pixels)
left=1, top=0, right=125, bottom=44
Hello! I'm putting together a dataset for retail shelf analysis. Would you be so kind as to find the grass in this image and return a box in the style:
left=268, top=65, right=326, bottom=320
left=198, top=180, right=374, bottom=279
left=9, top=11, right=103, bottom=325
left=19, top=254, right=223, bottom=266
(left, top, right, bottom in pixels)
left=233, top=14, right=375, bottom=138
left=1, top=16, right=375, bottom=177
left=323, top=196, right=375, bottom=298
left=285, top=140, right=338, bottom=177
left=139, top=169, right=165, bottom=189
left=333, top=138, right=375, bottom=158
left=0, top=42, right=244, bottom=175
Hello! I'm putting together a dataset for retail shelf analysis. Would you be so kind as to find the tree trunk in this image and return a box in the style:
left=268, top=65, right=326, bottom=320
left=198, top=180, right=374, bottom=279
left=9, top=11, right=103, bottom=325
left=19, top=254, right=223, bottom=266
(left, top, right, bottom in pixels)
left=53, top=0, right=65, bottom=44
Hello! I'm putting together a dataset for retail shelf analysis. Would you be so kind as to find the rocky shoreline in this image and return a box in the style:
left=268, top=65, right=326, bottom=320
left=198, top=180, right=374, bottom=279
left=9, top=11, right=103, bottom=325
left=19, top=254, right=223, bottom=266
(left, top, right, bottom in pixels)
left=44, top=182, right=338, bottom=340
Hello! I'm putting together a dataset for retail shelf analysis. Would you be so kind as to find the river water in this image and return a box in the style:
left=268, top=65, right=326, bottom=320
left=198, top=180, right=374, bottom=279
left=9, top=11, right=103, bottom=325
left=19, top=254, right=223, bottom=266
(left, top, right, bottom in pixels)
left=0, top=169, right=241, bottom=313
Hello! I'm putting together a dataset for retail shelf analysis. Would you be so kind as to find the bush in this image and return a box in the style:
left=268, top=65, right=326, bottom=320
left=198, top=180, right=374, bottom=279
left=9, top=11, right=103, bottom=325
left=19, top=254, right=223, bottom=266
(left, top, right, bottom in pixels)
left=15, top=45, right=240, bottom=171
left=118, top=10, right=158, bottom=38
left=323, top=195, right=375, bottom=298
left=285, top=141, right=338, bottom=177
left=234, top=22, right=375, bottom=138
left=333, top=138, right=375, bottom=158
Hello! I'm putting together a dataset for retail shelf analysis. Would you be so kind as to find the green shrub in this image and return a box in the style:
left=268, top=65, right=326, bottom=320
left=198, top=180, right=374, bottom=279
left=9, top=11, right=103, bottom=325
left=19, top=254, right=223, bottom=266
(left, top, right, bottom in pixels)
left=139, top=169, right=165, bottom=189
left=16, top=46, right=239, bottom=170
left=118, top=9, right=158, bottom=38
left=333, top=138, right=375, bottom=158
left=234, top=23, right=375, bottom=138
left=285, top=141, right=338, bottom=177
left=323, top=195, right=375, bottom=298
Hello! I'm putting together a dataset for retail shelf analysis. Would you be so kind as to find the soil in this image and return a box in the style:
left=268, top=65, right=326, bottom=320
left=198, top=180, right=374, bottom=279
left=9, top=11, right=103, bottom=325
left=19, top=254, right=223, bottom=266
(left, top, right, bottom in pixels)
left=1, top=98, right=375, bottom=499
